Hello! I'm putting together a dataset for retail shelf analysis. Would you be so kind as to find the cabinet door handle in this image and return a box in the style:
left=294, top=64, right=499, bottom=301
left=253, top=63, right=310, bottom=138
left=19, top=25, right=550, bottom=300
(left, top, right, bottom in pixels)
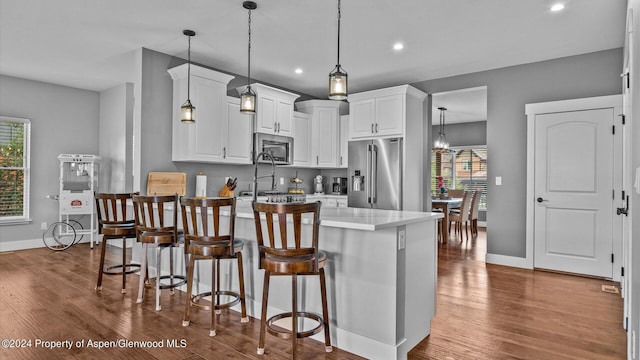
left=316, top=155, right=319, bottom=165
left=223, top=147, right=226, bottom=158
left=371, top=123, right=374, bottom=133
left=274, top=122, right=277, bottom=133
left=375, top=123, right=378, bottom=133
left=278, top=122, right=281, bottom=132
left=340, top=156, right=343, bottom=166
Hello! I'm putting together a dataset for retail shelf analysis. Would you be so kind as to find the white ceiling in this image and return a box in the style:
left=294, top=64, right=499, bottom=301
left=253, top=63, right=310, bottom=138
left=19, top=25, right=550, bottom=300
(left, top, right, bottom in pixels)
left=0, top=0, right=627, bottom=101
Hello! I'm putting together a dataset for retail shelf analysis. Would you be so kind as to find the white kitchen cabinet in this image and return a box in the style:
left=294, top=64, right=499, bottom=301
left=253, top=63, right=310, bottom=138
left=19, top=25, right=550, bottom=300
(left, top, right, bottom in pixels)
left=292, top=111, right=312, bottom=167
left=336, top=198, right=348, bottom=208
left=296, top=100, right=348, bottom=168
left=339, top=115, right=349, bottom=168
left=168, top=64, right=252, bottom=164
left=237, top=83, right=299, bottom=136
left=348, top=85, right=425, bottom=140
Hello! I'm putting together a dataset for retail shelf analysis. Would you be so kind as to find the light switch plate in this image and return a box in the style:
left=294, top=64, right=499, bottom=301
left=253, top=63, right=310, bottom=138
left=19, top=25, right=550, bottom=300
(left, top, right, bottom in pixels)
left=496, top=176, right=502, bottom=186
left=398, top=229, right=406, bottom=250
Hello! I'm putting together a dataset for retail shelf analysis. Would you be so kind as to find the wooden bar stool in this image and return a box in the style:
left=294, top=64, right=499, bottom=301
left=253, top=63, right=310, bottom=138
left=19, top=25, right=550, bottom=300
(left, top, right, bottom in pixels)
left=132, top=194, right=187, bottom=311
left=252, top=201, right=331, bottom=357
left=180, top=197, right=248, bottom=336
left=94, top=192, right=140, bottom=293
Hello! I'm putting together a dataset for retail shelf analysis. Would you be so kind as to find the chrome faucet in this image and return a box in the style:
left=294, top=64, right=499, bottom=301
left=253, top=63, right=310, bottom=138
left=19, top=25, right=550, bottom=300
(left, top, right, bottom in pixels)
left=253, top=152, right=277, bottom=202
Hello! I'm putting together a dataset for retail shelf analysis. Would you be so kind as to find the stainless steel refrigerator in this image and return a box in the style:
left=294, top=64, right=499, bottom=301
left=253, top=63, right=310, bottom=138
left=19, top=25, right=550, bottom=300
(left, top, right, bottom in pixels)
left=348, top=138, right=403, bottom=210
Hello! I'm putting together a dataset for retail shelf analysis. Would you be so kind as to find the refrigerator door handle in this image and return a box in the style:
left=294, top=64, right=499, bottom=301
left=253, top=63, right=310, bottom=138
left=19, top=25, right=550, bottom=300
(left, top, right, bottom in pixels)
left=366, top=144, right=372, bottom=204
left=371, top=144, right=378, bottom=204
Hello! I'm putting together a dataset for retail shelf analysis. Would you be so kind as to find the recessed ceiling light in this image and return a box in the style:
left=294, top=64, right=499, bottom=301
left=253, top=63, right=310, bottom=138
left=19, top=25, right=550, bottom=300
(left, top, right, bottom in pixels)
left=295, top=68, right=303, bottom=74
left=393, top=42, right=404, bottom=51
left=550, top=3, right=564, bottom=12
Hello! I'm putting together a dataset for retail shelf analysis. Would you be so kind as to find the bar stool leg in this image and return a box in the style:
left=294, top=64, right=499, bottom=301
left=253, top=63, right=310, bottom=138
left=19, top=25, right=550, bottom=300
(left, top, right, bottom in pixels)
left=210, top=257, right=217, bottom=336
left=137, top=243, right=148, bottom=304
left=215, top=259, right=221, bottom=315
left=169, top=246, right=175, bottom=295
left=320, top=268, right=332, bottom=352
left=237, top=252, right=248, bottom=322
left=95, top=236, right=108, bottom=291
left=291, top=273, right=298, bottom=359
left=121, top=237, right=127, bottom=294
left=156, top=245, right=162, bottom=311
left=182, top=255, right=195, bottom=327
left=257, top=271, right=271, bottom=355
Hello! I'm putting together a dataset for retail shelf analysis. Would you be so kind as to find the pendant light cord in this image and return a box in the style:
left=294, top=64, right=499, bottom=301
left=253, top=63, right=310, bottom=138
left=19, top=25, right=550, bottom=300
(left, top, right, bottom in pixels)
left=247, top=7, right=252, bottom=86
left=337, top=0, right=341, bottom=66
left=187, top=34, right=191, bottom=101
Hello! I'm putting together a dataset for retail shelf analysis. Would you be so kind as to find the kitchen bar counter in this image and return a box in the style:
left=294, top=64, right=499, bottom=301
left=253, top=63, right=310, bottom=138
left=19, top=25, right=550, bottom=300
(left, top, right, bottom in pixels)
left=132, top=202, right=442, bottom=360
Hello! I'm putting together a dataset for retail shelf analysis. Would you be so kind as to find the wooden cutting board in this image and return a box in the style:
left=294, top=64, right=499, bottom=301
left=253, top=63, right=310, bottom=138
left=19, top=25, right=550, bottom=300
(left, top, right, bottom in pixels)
left=146, top=172, right=186, bottom=196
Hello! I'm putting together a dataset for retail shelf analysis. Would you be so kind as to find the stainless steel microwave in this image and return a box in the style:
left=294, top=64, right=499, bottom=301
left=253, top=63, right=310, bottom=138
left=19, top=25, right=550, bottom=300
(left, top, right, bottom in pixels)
left=254, top=133, right=294, bottom=165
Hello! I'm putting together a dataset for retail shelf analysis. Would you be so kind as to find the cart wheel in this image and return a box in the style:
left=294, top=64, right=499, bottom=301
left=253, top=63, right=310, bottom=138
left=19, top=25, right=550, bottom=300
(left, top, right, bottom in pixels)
left=67, top=219, right=84, bottom=244
left=43, top=222, right=76, bottom=251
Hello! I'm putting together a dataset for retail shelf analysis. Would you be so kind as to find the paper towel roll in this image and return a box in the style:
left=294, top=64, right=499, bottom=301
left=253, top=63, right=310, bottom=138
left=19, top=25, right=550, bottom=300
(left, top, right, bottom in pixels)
left=195, top=174, right=207, bottom=198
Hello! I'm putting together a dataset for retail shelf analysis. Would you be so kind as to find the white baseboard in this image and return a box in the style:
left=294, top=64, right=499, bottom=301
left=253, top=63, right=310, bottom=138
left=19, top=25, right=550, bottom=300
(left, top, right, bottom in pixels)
left=0, top=235, right=138, bottom=253
left=485, top=253, right=533, bottom=269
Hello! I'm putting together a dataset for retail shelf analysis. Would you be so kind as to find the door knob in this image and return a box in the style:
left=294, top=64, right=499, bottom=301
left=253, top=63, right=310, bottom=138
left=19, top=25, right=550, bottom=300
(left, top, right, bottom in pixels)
left=536, top=197, right=547, bottom=203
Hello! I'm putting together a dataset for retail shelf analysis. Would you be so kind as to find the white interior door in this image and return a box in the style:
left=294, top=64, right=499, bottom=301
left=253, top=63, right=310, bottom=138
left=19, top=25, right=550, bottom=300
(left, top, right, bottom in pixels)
left=533, top=108, right=615, bottom=278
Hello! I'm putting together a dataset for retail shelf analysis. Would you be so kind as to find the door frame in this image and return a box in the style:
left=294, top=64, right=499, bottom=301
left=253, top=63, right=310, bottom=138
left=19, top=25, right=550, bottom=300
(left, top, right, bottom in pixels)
left=525, top=95, right=623, bottom=280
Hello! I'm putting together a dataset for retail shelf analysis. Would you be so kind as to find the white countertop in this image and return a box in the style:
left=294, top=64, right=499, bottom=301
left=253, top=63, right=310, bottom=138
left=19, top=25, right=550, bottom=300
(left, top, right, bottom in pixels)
left=234, top=202, right=442, bottom=231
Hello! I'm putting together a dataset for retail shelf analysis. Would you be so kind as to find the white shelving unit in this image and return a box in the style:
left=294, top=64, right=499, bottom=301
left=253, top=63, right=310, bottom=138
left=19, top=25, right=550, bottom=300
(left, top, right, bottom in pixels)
left=57, top=154, right=100, bottom=248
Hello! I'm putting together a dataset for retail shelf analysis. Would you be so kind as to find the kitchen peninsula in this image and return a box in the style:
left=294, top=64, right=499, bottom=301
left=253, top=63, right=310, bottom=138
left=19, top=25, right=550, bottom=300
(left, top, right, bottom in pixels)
left=132, top=201, right=443, bottom=360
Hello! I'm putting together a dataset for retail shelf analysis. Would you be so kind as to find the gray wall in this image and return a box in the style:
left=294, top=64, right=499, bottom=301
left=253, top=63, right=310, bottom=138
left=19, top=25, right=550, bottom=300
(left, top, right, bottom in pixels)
left=137, top=48, right=322, bottom=197
left=0, top=75, right=100, bottom=243
left=432, top=121, right=486, bottom=147
left=413, top=48, right=623, bottom=258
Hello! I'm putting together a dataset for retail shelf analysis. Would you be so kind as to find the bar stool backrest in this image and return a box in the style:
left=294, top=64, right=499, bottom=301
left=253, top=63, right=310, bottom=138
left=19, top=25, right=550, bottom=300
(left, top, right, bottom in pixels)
left=94, top=192, right=138, bottom=232
left=252, top=201, right=321, bottom=273
left=180, top=197, right=236, bottom=255
left=132, top=194, right=178, bottom=238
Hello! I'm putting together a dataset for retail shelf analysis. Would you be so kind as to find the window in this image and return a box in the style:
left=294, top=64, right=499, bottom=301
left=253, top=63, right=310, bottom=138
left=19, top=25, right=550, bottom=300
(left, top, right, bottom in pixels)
left=0, top=116, right=31, bottom=223
left=432, top=146, right=487, bottom=209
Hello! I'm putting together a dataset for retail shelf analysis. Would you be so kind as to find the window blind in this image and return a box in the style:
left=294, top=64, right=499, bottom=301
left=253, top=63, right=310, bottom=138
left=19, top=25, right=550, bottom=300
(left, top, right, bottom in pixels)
left=0, top=117, right=30, bottom=221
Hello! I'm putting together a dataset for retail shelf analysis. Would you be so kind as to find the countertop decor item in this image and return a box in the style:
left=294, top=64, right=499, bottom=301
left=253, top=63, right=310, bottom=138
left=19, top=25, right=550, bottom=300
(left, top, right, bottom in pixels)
left=181, top=29, right=196, bottom=123
left=195, top=172, right=207, bottom=198
left=147, top=172, right=186, bottom=196
left=240, top=1, right=257, bottom=114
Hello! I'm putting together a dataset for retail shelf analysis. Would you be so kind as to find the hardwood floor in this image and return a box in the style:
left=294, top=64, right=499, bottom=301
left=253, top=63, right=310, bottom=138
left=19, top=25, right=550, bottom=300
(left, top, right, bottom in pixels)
left=0, top=228, right=626, bottom=359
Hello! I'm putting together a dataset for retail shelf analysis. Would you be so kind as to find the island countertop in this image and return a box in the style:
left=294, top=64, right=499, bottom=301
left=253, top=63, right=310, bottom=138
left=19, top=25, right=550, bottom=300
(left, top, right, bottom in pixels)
left=233, top=200, right=443, bottom=231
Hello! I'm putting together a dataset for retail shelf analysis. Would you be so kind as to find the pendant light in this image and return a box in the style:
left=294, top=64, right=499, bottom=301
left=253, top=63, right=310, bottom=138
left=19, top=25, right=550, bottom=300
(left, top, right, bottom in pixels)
left=181, top=30, right=196, bottom=123
left=240, top=1, right=257, bottom=114
left=433, top=107, right=450, bottom=152
left=328, top=0, right=347, bottom=100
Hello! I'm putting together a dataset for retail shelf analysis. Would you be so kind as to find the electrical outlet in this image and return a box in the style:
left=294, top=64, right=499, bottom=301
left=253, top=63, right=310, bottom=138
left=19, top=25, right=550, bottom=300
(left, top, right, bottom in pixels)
left=495, top=176, right=502, bottom=186
left=398, top=229, right=406, bottom=250
left=41, top=222, right=47, bottom=230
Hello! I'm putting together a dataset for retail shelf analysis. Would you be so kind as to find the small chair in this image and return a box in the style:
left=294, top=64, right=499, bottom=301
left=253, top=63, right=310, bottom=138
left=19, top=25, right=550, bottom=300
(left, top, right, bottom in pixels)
left=468, top=190, right=481, bottom=237
left=132, top=194, right=186, bottom=311
left=252, top=201, right=332, bottom=357
left=94, top=192, right=140, bottom=293
left=449, top=191, right=472, bottom=241
left=180, top=197, right=248, bottom=336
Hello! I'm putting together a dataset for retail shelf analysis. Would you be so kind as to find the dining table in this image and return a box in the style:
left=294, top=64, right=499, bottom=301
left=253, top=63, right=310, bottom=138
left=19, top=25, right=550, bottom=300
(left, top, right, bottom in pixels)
left=431, top=197, right=462, bottom=243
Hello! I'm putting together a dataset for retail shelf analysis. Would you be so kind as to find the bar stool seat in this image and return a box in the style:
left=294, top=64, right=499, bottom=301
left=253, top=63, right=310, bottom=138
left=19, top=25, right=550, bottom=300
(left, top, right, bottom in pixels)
left=133, top=194, right=187, bottom=311
left=94, top=192, right=141, bottom=294
left=252, top=201, right=332, bottom=357
left=180, top=197, right=248, bottom=337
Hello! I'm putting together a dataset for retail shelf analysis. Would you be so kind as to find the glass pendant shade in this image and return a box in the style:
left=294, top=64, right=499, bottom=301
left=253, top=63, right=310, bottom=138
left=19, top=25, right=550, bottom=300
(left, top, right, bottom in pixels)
left=181, top=29, right=196, bottom=124
left=329, top=65, right=348, bottom=100
left=240, top=86, right=256, bottom=114
left=433, top=107, right=450, bottom=152
left=181, top=99, right=195, bottom=123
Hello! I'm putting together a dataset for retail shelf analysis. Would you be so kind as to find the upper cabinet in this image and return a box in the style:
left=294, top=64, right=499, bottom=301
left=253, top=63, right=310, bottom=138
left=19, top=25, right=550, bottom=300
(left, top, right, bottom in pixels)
left=237, top=83, right=300, bottom=136
left=168, top=64, right=252, bottom=164
left=292, top=111, right=312, bottom=167
left=339, top=115, right=349, bottom=168
left=295, top=100, right=348, bottom=168
left=348, top=85, right=427, bottom=140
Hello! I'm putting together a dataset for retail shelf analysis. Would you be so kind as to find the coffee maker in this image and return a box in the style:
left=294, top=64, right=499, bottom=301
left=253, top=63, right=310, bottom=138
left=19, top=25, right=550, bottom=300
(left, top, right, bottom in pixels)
left=332, top=177, right=348, bottom=195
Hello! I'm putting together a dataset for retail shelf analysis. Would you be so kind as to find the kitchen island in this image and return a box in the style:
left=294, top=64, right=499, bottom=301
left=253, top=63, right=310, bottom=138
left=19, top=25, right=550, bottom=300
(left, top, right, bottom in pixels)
left=132, top=201, right=442, bottom=360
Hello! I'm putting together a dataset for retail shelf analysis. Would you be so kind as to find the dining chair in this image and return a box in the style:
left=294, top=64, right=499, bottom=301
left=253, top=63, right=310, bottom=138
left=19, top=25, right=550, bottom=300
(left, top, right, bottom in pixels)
left=449, top=191, right=472, bottom=241
left=468, top=190, right=481, bottom=237
left=447, top=189, right=465, bottom=198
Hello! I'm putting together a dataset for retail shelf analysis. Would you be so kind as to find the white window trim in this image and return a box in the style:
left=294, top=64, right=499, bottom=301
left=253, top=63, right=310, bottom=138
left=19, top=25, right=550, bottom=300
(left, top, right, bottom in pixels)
left=0, top=116, right=31, bottom=224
